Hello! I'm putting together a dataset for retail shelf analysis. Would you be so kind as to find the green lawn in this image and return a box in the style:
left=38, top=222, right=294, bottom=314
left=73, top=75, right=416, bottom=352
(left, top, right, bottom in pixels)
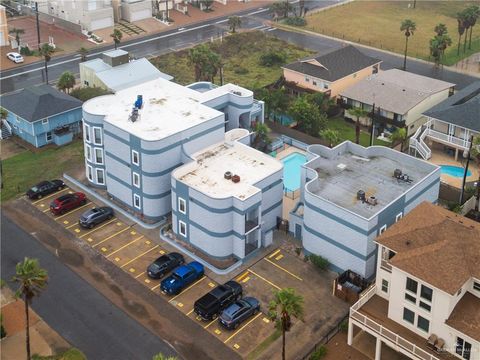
left=304, top=1, right=480, bottom=65
left=32, top=348, right=86, bottom=360
left=326, top=117, right=391, bottom=147
left=1, top=140, right=84, bottom=202
left=151, top=31, right=313, bottom=89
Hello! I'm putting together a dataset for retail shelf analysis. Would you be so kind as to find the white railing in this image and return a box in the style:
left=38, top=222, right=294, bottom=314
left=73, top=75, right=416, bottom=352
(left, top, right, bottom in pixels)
left=425, top=128, right=471, bottom=149
left=380, top=259, right=392, bottom=272
left=350, top=285, right=441, bottom=360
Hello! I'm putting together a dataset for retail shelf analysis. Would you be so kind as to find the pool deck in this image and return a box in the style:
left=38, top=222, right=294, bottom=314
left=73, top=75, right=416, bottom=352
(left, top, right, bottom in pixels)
left=430, top=151, right=478, bottom=188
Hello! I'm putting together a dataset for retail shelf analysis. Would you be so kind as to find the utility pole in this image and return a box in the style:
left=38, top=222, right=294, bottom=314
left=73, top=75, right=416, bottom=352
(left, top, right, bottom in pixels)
left=35, top=2, right=41, bottom=50
left=459, top=135, right=474, bottom=205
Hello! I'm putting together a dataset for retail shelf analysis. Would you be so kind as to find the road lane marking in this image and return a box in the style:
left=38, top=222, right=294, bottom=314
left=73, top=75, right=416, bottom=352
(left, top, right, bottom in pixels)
left=224, top=312, right=262, bottom=343
left=248, top=269, right=281, bottom=290
left=92, top=226, right=131, bottom=248
left=79, top=218, right=117, bottom=238
left=55, top=203, right=92, bottom=220
left=32, top=188, right=69, bottom=204
left=106, top=235, right=144, bottom=258
left=268, top=249, right=281, bottom=259
left=168, top=276, right=206, bottom=303
left=204, top=318, right=217, bottom=329
left=120, top=245, right=159, bottom=268
left=263, top=258, right=303, bottom=281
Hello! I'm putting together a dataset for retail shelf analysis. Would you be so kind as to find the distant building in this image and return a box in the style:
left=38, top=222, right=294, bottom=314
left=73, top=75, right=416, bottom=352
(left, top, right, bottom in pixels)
left=289, top=141, right=440, bottom=279
left=171, top=129, right=283, bottom=259
left=340, top=69, right=455, bottom=136
left=0, top=5, right=9, bottom=46
left=349, top=202, right=480, bottom=360
left=0, top=84, right=83, bottom=147
left=80, top=49, right=173, bottom=92
left=282, top=45, right=381, bottom=98
left=410, top=81, right=480, bottom=160
left=117, top=0, right=152, bottom=22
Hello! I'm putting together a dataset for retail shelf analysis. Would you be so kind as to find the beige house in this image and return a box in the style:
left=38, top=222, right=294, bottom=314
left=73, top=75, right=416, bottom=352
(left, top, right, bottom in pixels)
left=282, top=45, right=381, bottom=98
left=0, top=5, right=8, bottom=46
left=115, top=0, right=152, bottom=22
left=340, top=69, right=455, bottom=136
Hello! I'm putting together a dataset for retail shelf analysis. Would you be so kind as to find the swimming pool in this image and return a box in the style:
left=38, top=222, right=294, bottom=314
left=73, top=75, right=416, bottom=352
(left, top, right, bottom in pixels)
left=282, top=152, right=307, bottom=191
left=440, top=165, right=472, bottom=178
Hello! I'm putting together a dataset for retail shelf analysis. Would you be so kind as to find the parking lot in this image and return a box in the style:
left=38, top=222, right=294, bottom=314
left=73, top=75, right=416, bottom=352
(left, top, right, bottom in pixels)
left=29, top=185, right=348, bottom=358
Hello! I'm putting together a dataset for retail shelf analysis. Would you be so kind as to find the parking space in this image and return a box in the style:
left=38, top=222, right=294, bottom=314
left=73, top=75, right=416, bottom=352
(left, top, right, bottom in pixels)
left=25, top=185, right=346, bottom=358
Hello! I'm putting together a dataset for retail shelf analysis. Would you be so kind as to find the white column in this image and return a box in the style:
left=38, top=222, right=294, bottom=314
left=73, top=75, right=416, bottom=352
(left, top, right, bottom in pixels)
left=347, top=319, right=354, bottom=346
left=375, top=337, right=382, bottom=360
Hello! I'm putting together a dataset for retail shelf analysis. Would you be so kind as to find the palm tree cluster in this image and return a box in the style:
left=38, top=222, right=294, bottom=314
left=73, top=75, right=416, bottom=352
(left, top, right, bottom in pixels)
left=187, top=44, right=222, bottom=83
left=110, top=29, right=123, bottom=50
left=227, top=16, right=241, bottom=34
left=270, top=0, right=293, bottom=21
left=430, top=23, right=453, bottom=67
left=456, top=5, right=480, bottom=56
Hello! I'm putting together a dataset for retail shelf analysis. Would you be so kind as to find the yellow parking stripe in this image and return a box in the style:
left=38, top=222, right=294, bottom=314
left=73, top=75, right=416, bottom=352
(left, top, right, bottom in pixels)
left=235, top=271, right=249, bottom=282
left=248, top=269, right=281, bottom=290
left=224, top=312, right=262, bottom=344
left=43, top=208, right=51, bottom=213
left=187, top=309, right=194, bottom=316
left=168, top=276, right=206, bottom=303
left=135, top=271, right=147, bottom=279
left=32, top=188, right=69, bottom=204
left=204, top=318, right=217, bottom=329
left=79, top=218, right=116, bottom=238
left=55, top=203, right=92, bottom=220
left=66, top=222, right=79, bottom=229
left=120, top=245, right=159, bottom=268
left=92, top=226, right=131, bottom=248
left=263, top=258, right=303, bottom=281
left=151, top=284, right=161, bottom=291
left=106, top=235, right=144, bottom=258
left=268, top=249, right=281, bottom=259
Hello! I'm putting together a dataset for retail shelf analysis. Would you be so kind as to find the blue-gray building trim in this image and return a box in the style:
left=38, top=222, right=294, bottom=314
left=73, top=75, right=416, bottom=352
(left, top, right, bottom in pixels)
left=261, top=178, right=283, bottom=193
left=262, top=200, right=282, bottom=216
left=211, top=101, right=253, bottom=111
left=107, top=172, right=171, bottom=200
left=105, top=151, right=178, bottom=177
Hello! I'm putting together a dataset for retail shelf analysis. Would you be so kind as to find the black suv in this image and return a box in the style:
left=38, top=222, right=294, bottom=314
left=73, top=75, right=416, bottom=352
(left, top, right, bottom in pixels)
left=26, top=180, right=65, bottom=199
left=79, top=207, right=114, bottom=228
left=147, top=253, right=185, bottom=279
left=194, top=281, right=243, bottom=321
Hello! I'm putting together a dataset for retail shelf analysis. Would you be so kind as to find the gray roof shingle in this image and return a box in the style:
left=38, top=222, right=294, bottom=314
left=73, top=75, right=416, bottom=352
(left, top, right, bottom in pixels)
left=423, top=81, right=480, bottom=132
left=0, top=84, right=83, bottom=122
left=283, top=45, right=381, bottom=82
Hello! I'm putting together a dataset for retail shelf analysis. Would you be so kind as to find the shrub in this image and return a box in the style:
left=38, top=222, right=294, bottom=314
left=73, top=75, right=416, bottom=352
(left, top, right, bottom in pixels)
left=309, top=346, right=327, bottom=360
left=20, top=46, right=33, bottom=56
left=294, top=247, right=302, bottom=256
left=284, top=16, right=307, bottom=26
left=308, top=254, right=330, bottom=271
left=339, top=319, right=349, bottom=331
left=234, top=66, right=249, bottom=75
left=1, top=315, right=6, bottom=339
left=70, top=87, right=111, bottom=102
left=259, top=50, right=286, bottom=67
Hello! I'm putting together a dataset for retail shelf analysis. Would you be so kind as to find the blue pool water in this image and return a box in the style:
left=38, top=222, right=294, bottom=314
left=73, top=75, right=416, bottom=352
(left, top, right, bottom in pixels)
left=440, top=165, right=472, bottom=178
left=282, top=152, right=307, bottom=191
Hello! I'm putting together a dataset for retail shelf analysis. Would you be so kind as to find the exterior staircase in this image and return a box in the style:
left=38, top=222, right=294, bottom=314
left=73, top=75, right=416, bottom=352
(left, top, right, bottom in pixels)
left=409, top=124, right=431, bottom=160
left=0, top=119, right=12, bottom=140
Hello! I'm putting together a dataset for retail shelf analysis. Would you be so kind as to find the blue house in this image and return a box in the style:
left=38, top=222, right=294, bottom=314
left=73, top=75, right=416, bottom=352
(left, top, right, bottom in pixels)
left=0, top=84, right=83, bottom=147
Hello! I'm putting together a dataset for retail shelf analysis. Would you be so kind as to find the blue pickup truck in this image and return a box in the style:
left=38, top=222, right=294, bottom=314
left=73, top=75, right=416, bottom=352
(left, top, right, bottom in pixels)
left=160, top=261, right=204, bottom=295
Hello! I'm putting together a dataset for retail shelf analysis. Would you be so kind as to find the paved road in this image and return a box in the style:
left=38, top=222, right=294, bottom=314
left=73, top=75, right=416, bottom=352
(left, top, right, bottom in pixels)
left=1, top=214, right=177, bottom=360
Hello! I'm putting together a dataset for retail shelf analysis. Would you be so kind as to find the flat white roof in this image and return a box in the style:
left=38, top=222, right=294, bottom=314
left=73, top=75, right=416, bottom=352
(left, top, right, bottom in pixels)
left=82, top=78, right=222, bottom=141
left=173, top=132, right=283, bottom=200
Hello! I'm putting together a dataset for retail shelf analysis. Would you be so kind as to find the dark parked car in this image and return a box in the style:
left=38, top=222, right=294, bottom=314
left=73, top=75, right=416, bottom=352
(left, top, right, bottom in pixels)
left=194, top=281, right=243, bottom=321
left=147, top=253, right=184, bottom=279
left=79, top=207, right=114, bottom=228
left=50, top=192, right=87, bottom=215
left=26, top=180, right=65, bottom=199
left=219, top=297, right=260, bottom=330
left=160, top=261, right=204, bottom=295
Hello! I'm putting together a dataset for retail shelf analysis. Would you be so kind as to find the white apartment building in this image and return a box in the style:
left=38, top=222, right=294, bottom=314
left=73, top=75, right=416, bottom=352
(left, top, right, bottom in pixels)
left=348, top=202, right=480, bottom=360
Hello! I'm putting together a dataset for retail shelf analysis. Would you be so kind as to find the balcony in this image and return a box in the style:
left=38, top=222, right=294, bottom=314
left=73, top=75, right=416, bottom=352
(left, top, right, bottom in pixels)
left=380, top=259, right=392, bottom=273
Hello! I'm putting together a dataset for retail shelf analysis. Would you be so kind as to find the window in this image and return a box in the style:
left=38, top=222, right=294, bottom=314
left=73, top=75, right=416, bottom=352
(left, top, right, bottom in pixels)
left=379, top=225, right=387, bottom=235
left=94, top=148, right=103, bottom=164
left=133, top=194, right=141, bottom=209
left=96, top=169, right=105, bottom=185
left=132, top=150, right=139, bottom=166
left=179, top=220, right=187, bottom=237
left=473, top=281, right=480, bottom=292
left=305, top=76, right=310, bottom=82
left=381, top=279, right=388, bottom=293
left=84, top=123, right=90, bottom=142
left=353, top=73, right=357, bottom=78
left=417, top=316, right=429, bottom=332
left=324, top=84, right=329, bottom=89
left=419, top=301, right=431, bottom=312
left=403, top=307, right=414, bottom=324
left=46, top=131, right=52, bottom=142
left=93, top=127, right=102, bottom=145
left=420, top=285, right=433, bottom=302
left=85, top=145, right=91, bottom=161
left=42, top=118, right=48, bottom=125
left=87, top=165, right=93, bottom=181
left=312, top=80, right=317, bottom=86
left=456, top=337, right=471, bottom=360
left=132, top=172, right=140, bottom=188
left=395, top=212, right=403, bottom=222
left=16, top=115, right=20, bottom=122
left=84, top=80, right=89, bottom=86
left=405, top=293, right=416, bottom=303
left=406, top=277, right=418, bottom=293
left=178, top=198, right=186, bottom=214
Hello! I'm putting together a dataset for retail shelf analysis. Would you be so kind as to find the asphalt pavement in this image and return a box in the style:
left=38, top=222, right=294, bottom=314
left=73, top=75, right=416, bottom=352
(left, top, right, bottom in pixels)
left=1, top=214, right=178, bottom=360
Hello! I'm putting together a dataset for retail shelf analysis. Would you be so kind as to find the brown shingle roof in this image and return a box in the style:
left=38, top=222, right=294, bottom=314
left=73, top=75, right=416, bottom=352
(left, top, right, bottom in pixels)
left=446, top=292, right=480, bottom=342
left=376, top=202, right=480, bottom=295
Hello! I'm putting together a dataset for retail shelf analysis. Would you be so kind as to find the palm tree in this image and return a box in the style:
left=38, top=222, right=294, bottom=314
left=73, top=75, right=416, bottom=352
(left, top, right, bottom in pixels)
left=78, top=47, right=88, bottom=62
left=434, top=23, right=448, bottom=36
left=268, top=288, right=304, bottom=360
left=456, top=13, right=467, bottom=56
left=110, top=29, right=123, bottom=50
left=57, top=71, right=76, bottom=93
left=400, top=19, right=416, bottom=71
left=430, top=32, right=452, bottom=66
left=228, top=16, right=241, bottom=33
left=13, top=258, right=48, bottom=360
left=390, top=127, right=407, bottom=152
left=466, top=5, right=480, bottom=50
left=152, top=353, right=178, bottom=360
left=9, top=28, right=25, bottom=48
left=320, top=128, right=340, bottom=148
left=252, top=122, right=271, bottom=149
left=39, top=44, right=55, bottom=84
left=460, top=9, right=471, bottom=53
left=347, top=107, right=369, bottom=144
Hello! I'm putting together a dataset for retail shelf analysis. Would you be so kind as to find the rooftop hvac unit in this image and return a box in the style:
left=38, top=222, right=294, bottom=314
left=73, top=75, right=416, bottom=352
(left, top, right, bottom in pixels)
left=232, top=175, right=240, bottom=183
left=129, top=107, right=139, bottom=122
left=366, top=196, right=378, bottom=206
left=394, top=169, right=402, bottom=179
left=357, top=190, right=366, bottom=201
left=224, top=171, right=232, bottom=180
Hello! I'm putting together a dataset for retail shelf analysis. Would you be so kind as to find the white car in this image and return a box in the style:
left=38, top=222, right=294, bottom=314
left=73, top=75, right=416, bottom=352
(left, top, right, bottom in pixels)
left=6, top=52, right=24, bottom=64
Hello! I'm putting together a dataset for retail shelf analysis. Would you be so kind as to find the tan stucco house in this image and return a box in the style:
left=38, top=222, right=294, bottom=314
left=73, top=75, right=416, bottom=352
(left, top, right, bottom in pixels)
left=282, top=45, right=382, bottom=98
